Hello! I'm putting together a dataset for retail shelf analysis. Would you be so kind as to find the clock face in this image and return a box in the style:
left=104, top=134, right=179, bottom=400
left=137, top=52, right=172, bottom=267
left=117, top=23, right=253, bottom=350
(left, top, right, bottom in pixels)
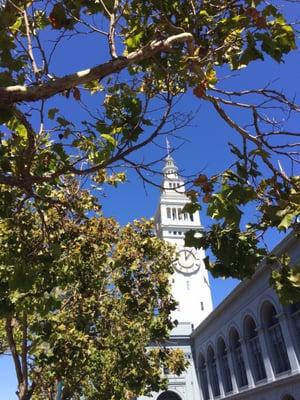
left=175, top=248, right=199, bottom=273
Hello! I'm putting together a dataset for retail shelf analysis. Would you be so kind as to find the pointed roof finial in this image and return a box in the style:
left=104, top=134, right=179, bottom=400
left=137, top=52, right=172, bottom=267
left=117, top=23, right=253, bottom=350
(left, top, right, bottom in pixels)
left=166, top=137, right=171, bottom=157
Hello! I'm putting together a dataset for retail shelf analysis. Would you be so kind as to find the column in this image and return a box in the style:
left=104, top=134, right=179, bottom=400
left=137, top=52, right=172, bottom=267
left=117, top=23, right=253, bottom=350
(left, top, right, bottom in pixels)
left=216, top=356, right=225, bottom=398
left=239, top=338, right=255, bottom=388
left=256, top=326, right=275, bottom=382
left=277, top=312, right=300, bottom=372
left=227, top=347, right=238, bottom=394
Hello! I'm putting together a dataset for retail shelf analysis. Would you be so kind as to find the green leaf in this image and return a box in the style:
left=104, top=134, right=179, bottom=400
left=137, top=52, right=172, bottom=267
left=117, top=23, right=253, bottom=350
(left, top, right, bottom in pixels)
left=205, top=68, right=217, bottom=85
left=57, top=116, right=71, bottom=127
left=48, top=108, right=59, bottom=120
left=83, top=80, right=104, bottom=94
left=52, top=143, right=68, bottom=161
left=262, top=4, right=278, bottom=17
left=249, top=148, right=270, bottom=159
left=10, top=17, right=22, bottom=33
left=278, top=211, right=295, bottom=231
left=182, top=202, right=201, bottom=215
left=125, top=31, right=144, bottom=52
left=15, top=123, right=27, bottom=139
left=101, top=134, right=117, bottom=147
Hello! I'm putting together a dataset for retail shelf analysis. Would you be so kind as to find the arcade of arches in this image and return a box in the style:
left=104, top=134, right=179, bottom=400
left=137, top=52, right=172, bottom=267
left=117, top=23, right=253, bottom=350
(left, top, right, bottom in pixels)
left=195, top=299, right=300, bottom=400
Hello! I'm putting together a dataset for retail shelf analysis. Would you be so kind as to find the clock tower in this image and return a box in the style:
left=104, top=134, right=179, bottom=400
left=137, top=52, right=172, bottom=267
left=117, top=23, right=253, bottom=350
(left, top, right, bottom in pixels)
left=154, top=154, right=213, bottom=328
left=139, top=154, right=213, bottom=400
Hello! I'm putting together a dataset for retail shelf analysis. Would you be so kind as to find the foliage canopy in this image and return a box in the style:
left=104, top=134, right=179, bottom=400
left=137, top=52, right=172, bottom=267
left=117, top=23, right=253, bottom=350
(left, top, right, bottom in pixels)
left=0, top=188, right=186, bottom=399
left=0, top=0, right=300, bottom=398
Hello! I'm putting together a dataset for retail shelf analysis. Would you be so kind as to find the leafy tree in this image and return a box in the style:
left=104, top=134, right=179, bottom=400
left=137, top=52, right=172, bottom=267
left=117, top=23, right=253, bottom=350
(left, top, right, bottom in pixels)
left=0, top=0, right=300, bottom=396
left=0, top=185, right=186, bottom=399
left=0, top=0, right=297, bottom=199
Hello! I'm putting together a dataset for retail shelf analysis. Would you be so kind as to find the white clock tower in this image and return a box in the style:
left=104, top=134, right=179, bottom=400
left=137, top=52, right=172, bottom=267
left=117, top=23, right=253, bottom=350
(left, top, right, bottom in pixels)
left=139, top=153, right=213, bottom=400
left=154, top=154, right=213, bottom=329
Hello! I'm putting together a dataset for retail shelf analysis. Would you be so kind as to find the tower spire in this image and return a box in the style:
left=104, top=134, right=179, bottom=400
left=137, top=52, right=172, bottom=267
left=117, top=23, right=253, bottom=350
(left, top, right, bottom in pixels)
left=166, top=137, right=171, bottom=157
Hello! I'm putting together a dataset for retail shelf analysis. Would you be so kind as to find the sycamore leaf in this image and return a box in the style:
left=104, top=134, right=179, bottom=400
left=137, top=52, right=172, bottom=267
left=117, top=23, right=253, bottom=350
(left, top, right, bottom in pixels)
left=101, top=134, right=117, bottom=147
left=48, top=108, right=59, bottom=120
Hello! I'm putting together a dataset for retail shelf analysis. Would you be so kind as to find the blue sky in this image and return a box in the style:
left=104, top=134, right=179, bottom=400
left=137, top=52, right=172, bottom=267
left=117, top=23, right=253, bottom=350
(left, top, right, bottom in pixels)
left=1, top=4, right=300, bottom=398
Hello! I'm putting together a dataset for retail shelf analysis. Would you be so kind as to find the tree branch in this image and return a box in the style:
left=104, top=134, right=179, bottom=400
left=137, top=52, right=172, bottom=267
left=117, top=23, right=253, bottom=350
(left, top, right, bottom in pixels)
left=70, top=98, right=173, bottom=176
left=204, top=93, right=260, bottom=145
left=23, top=8, right=39, bottom=78
left=21, top=312, right=28, bottom=395
left=5, top=318, right=23, bottom=386
left=108, top=0, right=119, bottom=58
left=204, top=93, right=292, bottom=183
left=0, top=33, right=193, bottom=104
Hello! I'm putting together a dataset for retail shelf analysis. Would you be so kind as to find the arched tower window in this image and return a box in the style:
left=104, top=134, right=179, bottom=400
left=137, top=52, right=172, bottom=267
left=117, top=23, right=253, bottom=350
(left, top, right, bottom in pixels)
left=157, top=391, right=182, bottom=400
left=207, top=346, right=220, bottom=397
left=198, top=354, right=209, bottom=400
left=244, top=315, right=266, bottom=382
left=261, top=302, right=290, bottom=374
left=229, top=328, right=248, bottom=387
left=217, top=338, right=233, bottom=393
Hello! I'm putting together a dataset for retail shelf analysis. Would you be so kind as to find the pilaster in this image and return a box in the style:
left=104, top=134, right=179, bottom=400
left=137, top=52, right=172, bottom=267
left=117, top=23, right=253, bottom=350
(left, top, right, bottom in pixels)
left=277, top=312, right=300, bottom=372
left=227, top=348, right=239, bottom=394
left=239, top=338, right=255, bottom=388
left=256, top=326, right=275, bottom=381
left=215, top=355, right=225, bottom=398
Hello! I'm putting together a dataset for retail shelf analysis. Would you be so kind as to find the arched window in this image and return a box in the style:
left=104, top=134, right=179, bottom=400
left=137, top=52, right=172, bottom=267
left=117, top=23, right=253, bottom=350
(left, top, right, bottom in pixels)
left=262, top=302, right=290, bottom=374
left=229, top=328, right=248, bottom=387
left=244, top=316, right=266, bottom=382
left=157, top=391, right=182, bottom=400
left=198, top=354, right=209, bottom=400
left=281, top=395, right=296, bottom=400
left=217, top=338, right=233, bottom=393
left=207, top=346, right=220, bottom=397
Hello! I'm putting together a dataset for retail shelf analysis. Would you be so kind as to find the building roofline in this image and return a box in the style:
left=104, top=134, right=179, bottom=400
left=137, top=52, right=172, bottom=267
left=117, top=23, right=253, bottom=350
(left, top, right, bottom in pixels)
left=191, top=231, right=298, bottom=338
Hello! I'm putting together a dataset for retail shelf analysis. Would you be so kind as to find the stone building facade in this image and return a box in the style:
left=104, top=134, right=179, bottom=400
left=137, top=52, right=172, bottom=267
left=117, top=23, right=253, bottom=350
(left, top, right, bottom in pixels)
left=192, top=232, right=300, bottom=400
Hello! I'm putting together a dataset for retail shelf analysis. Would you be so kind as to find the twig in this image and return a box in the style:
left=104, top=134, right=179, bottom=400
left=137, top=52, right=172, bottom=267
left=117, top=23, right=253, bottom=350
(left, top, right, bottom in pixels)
left=109, top=0, right=119, bottom=58
left=23, top=8, right=39, bottom=78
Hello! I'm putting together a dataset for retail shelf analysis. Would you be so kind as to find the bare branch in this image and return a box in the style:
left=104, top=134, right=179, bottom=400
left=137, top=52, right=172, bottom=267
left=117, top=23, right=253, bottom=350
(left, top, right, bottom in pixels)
left=109, top=0, right=119, bottom=58
left=23, top=7, right=39, bottom=78
left=0, top=33, right=193, bottom=104
left=204, top=93, right=292, bottom=183
left=204, top=93, right=260, bottom=145
left=71, top=98, right=174, bottom=176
